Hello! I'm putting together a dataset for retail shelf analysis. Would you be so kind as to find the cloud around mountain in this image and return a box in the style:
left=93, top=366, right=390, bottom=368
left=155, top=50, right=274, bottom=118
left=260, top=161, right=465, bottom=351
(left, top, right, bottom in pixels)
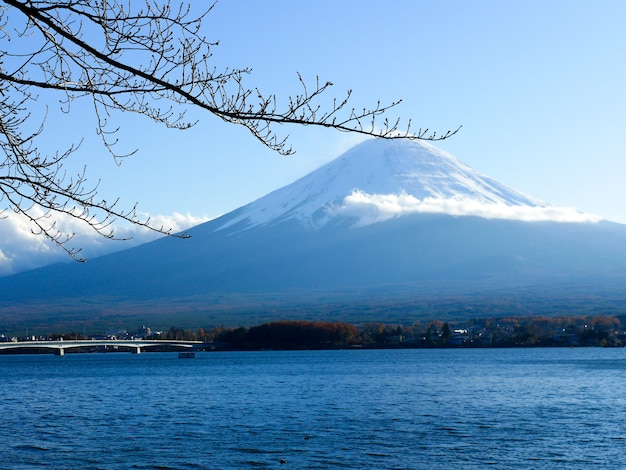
left=0, top=211, right=211, bottom=276
left=329, top=190, right=602, bottom=226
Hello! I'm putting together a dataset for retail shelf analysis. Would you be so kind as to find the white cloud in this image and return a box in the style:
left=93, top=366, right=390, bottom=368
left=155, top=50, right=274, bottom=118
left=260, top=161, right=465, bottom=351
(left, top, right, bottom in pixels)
left=0, top=211, right=212, bottom=276
left=329, top=190, right=603, bottom=226
left=0, top=192, right=604, bottom=277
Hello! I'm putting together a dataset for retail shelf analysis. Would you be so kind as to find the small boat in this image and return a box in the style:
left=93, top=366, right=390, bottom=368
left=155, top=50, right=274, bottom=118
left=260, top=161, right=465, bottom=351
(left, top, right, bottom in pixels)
left=178, top=351, right=196, bottom=359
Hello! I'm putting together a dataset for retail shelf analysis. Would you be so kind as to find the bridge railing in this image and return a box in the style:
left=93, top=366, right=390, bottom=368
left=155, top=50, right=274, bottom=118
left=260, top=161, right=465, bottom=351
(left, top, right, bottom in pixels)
left=0, top=339, right=205, bottom=355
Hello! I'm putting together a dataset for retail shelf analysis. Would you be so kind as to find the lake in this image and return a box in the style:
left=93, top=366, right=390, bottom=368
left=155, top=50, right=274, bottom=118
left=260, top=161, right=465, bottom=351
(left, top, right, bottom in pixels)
left=1, top=348, right=625, bottom=469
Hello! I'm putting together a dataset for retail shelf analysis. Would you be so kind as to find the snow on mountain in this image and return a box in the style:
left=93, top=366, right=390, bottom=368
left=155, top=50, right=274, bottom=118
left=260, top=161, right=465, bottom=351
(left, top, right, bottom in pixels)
left=218, top=139, right=601, bottom=232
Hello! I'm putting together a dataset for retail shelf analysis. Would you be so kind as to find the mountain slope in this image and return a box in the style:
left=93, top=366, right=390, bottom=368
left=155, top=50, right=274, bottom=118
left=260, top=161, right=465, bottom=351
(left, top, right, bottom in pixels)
left=1, top=139, right=625, bottom=331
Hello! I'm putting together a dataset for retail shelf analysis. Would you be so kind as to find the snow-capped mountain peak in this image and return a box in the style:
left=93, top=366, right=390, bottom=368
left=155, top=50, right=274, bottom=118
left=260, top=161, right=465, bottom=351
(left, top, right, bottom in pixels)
left=218, top=139, right=599, bottom=232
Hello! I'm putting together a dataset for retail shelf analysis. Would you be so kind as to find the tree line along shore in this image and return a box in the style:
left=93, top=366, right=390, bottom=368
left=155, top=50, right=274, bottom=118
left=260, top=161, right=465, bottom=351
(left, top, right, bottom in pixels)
left=5, top=315, right=626, bottom=351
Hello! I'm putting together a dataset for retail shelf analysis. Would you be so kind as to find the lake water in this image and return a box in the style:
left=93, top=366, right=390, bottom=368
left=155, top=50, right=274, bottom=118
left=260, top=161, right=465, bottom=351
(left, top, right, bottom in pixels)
left=1, top=348, right=625, bottom=469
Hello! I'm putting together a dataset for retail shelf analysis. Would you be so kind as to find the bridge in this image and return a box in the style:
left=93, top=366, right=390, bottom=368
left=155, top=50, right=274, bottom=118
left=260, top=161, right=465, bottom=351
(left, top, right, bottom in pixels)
left=0, top=339, right=204, bottom=356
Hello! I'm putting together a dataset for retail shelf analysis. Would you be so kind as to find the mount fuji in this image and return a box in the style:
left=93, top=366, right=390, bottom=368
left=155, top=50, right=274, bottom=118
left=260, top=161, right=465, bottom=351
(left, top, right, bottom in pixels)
left=2, top=139, right=626, bottom=331
left=215, top=138, right=596, bottom=232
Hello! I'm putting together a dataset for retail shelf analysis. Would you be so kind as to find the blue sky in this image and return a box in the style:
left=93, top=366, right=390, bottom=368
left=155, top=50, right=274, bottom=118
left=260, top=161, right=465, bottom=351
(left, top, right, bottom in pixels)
left=2, top=0, right=626, bottom=272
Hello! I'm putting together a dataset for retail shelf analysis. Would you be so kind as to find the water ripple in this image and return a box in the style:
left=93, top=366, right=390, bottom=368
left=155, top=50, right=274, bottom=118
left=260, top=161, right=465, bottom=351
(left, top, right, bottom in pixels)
left=2, top=348, right=626, bottom=468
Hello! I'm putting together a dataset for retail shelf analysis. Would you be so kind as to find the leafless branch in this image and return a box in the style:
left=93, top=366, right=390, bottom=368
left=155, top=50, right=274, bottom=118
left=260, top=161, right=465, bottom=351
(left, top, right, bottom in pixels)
left=0, top=0, right=458, bottom=259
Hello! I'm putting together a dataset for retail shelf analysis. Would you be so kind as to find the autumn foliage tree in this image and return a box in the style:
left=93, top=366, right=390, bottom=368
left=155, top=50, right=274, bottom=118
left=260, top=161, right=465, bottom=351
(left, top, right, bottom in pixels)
left=0, top=0, right=458, bottom=259
left=216, top=321, right=361, bottom=350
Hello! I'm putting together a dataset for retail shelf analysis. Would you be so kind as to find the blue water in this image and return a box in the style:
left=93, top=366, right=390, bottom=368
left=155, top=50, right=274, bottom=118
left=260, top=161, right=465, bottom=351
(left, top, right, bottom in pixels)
left=1, top=348, right=626, bottom=469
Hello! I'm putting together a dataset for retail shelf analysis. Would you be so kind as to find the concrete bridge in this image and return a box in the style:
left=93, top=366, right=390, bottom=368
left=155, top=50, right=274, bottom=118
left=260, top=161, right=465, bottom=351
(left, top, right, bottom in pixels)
left=0, top=339, right=204, bottom=356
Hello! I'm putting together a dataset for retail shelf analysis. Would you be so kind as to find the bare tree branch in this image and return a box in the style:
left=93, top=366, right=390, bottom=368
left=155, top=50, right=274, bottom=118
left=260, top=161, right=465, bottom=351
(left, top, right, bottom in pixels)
left=0, top=0, right=459, bottom=260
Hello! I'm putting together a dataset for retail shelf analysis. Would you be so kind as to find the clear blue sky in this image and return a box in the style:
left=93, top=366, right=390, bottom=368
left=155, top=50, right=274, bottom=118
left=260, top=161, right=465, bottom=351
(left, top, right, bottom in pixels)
left=3, top=0, right=626, bottom=273
left=48, top=0, right=626, bottom=223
